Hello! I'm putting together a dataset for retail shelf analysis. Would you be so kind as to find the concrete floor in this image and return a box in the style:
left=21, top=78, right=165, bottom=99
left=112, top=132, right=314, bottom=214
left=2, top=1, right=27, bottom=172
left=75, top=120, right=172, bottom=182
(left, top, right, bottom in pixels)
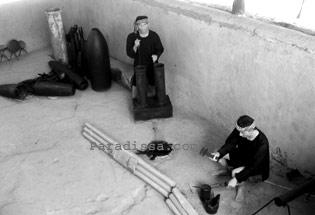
left=0, top=48, right=314, bottom=215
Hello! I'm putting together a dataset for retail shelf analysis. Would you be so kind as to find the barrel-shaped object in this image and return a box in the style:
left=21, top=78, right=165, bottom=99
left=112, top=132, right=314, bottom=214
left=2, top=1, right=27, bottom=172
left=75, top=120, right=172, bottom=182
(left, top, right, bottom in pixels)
left=86, top=28, right=111, bottom=91
left=199, top=184, right=213, bottom=202
left=33, top=81, right=75, bottom=96
left=154, top=63, right=166, bottom=105
left=45, top=8, right=68, bottom=64
left=135, top=65, right=147, bottom=106
left=274, top=179, right=315, bottom=206
left=232, top=0, right=245, bottom=15
left=48, top=61, right=88, bottom=90
left=0, top=84, right=27, bottom=100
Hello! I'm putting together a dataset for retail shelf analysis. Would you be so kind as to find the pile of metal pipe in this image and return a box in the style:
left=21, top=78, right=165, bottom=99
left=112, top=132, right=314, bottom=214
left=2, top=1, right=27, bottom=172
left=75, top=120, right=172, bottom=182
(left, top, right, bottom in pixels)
left=82, top=122, right=198, bottom=215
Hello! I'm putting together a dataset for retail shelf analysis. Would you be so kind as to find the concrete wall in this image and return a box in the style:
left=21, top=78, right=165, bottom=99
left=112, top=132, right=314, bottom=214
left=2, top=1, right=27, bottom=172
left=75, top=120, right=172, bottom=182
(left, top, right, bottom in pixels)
left=0, top=0, right=60, bottom=51
left=1, top=0, right=314, bottom=175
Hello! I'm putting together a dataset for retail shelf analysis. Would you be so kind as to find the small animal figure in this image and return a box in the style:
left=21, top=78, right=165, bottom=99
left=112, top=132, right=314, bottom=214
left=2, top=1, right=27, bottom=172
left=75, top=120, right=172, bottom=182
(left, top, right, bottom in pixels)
left=7, top=39, right=28, bottom=60
left=136, top=140, right=173, bottom=160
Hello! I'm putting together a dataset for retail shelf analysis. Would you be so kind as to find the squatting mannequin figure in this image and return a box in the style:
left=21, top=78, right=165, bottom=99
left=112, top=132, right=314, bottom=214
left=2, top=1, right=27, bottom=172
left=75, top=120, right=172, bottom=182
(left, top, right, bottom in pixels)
left=126, top=15, right=164, bottom=98
left=211, top=115, right=270, bottom=188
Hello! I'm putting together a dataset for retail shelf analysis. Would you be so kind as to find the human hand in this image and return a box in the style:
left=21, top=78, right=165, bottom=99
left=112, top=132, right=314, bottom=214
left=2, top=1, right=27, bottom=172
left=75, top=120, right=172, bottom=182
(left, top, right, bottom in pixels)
left=152, top=55, right=158, bottom=63
left=227, top=177, right=238, bottom=188
left=210, top=152, right=220, bottom=161
left=134, top=39, right=140, bottom=48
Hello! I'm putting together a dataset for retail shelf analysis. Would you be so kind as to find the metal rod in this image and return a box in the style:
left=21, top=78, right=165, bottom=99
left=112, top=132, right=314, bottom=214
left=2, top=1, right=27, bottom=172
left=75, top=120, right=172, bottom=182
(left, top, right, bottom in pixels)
left=169, top=193, right=188, bottom=215
left=84, top=123, right=177, bottom=187
left=172, top=187, right=199, bottom=215
left=82, top=131, right=112, bottom=155
left=134, top=170, right=169, bottom=197
left=166, top=198, right=182, bottom=215
left=83, top=130, right=169, bottom=197
left=136, top=165, right=172, bottom=193
left=83, top=127, right=112, bottom=152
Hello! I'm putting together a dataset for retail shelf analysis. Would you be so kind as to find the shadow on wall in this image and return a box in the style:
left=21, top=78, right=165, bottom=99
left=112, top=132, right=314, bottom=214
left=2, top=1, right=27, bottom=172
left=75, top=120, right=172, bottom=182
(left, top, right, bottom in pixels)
left=269, top=147, right=314, bottom=180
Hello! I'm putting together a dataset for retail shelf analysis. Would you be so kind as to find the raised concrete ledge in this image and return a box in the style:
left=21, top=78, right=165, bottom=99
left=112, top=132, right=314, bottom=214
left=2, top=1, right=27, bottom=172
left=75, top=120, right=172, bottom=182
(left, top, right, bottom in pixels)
left=110, top=57, right=134, bottom=91
left=135, top=0, right=315, bottom=54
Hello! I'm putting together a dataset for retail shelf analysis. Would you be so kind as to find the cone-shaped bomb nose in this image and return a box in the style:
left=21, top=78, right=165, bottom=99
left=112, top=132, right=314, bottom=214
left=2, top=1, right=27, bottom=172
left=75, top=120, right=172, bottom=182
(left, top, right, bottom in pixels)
left=0, top=84, right=27, bottom=100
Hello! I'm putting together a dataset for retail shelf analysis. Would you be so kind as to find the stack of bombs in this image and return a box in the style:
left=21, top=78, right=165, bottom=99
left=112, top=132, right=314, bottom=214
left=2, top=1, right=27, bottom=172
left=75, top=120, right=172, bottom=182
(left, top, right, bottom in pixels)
left=0, top=61, right=88, bottom=100
left=82, top=122, right=198, bottom=215
left=0, top=26, right=113, bottom=100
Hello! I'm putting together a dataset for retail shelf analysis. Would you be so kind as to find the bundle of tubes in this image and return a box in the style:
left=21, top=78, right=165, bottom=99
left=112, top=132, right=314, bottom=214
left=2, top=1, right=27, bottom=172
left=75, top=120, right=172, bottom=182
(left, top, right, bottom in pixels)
left=82, top=122, right=198, bottom=215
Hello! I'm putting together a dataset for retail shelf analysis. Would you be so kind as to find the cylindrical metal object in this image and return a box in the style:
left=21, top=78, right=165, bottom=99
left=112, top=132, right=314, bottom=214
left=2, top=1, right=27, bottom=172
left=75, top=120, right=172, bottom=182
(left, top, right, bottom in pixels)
left=136, top=165, right=172, bottom=193
left=274, top=179, right=315, bottom=207
left=0, top=84, right=27, bottom=100
left=82, top=123, right=199, bottom=215
left=173, top=187, right=199, bottom=215
left=199, top=184, right=213, bottom=202
left=86, top=28, right=112, bottom=91
left=83, top=128, right=170, bottom=197
left=134, top=170, right=169, bottom=197
left=138, top=161, right=177, bottom=188
left=232, top=0, right=245, bottom=15
left=169, top=193, right=188, bottom=215
left=83, top=128, right=112, bottom=154
left=84, top=122, right=177, bottom=188
left=45, top=8, right=68, bottom=64
left=154, top=63, right=166, bottom=105
left=135, top=65, right=147, bottom=106
left=33, top=81, right=75, bottom=96
left=165, top=198, right=181, bottom=215
left=82, top=132, right=111, bottom=154
left=48, top=61, right=88, bottom=90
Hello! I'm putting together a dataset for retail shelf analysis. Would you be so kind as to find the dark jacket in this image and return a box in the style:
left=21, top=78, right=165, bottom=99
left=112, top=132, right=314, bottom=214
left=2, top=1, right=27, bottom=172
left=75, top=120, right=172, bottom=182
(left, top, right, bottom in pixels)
left=218, top=128, right=270, bottom=183
left=126, top=30, right=164, bottom=85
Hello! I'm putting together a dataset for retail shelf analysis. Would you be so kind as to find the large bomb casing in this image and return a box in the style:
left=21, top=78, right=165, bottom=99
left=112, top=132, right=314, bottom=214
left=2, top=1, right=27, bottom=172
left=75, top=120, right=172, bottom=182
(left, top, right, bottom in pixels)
left=33, top=81, right=75, bottom=97
left=86, top=28, right=111, bottom=91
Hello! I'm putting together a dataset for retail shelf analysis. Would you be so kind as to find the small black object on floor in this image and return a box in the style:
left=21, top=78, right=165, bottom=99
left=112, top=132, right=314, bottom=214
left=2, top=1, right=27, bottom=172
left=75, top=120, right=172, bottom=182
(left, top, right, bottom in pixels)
left=195, top=184, right=221, bottom=214
left=136, top=140, right=173, bottom=160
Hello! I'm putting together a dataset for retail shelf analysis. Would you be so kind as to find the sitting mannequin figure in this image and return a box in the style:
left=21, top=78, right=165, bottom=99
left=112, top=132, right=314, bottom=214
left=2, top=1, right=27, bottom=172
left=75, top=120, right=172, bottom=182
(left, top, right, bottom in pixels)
left=211, top=115, right=270, bottom=200
left=126, top=15, right=164, bottom=98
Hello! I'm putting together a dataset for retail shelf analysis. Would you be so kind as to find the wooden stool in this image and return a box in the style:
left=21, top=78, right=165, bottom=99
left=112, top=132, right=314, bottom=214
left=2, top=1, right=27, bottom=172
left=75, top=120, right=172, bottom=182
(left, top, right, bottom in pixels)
left=0, top=45, right=9, bottom=62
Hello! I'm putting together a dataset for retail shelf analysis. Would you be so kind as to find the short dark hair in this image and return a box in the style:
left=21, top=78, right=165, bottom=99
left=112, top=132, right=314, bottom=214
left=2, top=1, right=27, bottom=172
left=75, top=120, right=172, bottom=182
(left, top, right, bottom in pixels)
left=236, top=115, right=254, bottom=128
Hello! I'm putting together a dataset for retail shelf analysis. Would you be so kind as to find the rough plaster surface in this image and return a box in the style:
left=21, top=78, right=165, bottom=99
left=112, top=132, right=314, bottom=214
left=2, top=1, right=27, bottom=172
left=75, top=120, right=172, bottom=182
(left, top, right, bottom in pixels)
left=0, top=0, right=62, bottom=51
left=0, top=0, right=314, bottom=174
